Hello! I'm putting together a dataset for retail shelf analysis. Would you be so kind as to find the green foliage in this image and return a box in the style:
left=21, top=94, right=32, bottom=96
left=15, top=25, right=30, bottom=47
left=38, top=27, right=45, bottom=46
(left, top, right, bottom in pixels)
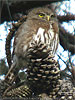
left=0, top=59, right=8, bottom=75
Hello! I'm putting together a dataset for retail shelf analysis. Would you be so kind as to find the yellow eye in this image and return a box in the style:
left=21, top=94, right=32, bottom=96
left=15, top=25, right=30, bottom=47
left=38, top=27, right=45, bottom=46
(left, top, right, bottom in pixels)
left=38, top=13, right=45, bottom=18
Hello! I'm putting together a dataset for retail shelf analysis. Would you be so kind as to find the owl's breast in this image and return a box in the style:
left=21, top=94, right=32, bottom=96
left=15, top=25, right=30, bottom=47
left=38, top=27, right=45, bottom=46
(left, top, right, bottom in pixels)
left=30, top=22, right=54, bottom=46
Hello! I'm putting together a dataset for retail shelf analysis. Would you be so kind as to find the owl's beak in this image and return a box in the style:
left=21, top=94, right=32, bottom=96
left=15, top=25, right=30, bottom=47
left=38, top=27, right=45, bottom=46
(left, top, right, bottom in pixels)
left=46, top=16, right=50, bottom=21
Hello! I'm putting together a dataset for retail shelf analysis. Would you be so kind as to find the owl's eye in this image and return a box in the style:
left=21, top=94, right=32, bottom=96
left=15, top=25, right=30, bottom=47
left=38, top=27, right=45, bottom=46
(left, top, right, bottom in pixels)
left=50, top=14, right=55, bottom=18
left=38, top=13, right=45, bottom=18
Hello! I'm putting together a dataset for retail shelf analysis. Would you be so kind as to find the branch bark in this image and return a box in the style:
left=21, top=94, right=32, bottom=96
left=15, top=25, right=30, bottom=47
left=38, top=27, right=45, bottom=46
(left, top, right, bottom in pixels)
left=58, top=14, right=75, bottom=22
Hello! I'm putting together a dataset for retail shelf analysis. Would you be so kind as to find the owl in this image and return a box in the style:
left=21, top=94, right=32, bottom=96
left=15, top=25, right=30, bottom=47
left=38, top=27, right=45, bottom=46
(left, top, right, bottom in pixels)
left=12, top=7, right=59, bottom=69
left=4, top=7, right=60, bottom=95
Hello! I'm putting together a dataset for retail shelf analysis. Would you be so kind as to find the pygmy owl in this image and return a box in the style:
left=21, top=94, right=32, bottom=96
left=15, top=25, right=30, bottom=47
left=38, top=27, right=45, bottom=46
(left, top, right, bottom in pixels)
left=5, top=7, right=59, bottom=85
left=13, top=7, right=59, bottom=69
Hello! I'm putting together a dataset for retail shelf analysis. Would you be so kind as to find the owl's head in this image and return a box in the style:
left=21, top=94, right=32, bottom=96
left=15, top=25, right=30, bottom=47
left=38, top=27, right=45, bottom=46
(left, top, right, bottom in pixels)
left=27, top=7, right=57, bottom=22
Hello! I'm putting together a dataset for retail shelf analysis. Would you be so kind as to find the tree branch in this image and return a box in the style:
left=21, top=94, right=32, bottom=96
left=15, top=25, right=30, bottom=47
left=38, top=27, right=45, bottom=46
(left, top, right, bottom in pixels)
left=58, top=14, right=75, bottom=22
